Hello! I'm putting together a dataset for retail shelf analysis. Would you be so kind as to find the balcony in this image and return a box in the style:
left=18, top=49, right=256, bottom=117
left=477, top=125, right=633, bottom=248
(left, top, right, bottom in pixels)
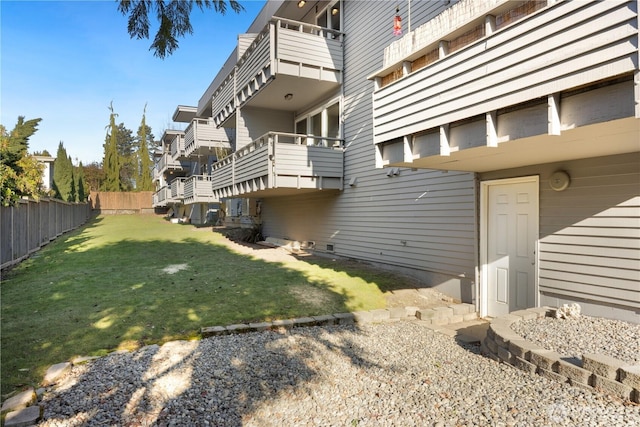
left=212, top=132, right=344, bottom=199
left=152, top=186, right=169, bottom=208
left=371, top=0, right=639, bottom=172
left=170, top=133, right=185, bottom=160
left=183, top=118, right=232, bottom=157
left=184, top=175, right=217, bottom=205
left=169, top=178, right=186, bottom=203
left=156, top=152, right=189, bottom=176
left=211, top=17, right=343, bottom=127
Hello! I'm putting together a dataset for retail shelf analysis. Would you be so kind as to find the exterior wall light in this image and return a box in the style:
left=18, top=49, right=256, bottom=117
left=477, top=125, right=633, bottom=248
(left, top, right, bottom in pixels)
left=298, top=1, right=306, bottom=8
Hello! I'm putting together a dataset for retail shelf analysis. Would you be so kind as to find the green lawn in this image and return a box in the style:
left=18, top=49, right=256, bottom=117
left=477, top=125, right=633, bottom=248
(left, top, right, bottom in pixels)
left=1, top=214, right=416, bottom=396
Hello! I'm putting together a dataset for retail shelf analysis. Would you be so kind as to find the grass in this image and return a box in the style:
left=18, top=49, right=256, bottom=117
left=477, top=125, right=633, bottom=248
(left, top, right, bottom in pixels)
left=1, top=214, right=419, bottom=396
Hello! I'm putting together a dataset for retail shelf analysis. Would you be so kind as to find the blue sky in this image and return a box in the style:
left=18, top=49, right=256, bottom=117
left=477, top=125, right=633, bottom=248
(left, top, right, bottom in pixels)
left=1, top=0, right=266, bottom=164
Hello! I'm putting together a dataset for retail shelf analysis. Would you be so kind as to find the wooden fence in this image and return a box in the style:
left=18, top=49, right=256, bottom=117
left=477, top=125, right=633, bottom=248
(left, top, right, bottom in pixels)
left=0, top=198, right=92, bottom=270
left=90, top=191, right=154, bottom=214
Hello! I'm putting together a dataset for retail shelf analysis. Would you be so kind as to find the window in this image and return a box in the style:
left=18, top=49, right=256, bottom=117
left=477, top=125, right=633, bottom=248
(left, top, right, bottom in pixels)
left=295, top=100, right=341, bottom=147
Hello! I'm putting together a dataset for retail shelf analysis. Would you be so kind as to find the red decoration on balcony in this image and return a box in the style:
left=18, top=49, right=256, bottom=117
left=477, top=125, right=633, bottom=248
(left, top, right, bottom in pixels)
left=393, top=7, right=402, bottom=36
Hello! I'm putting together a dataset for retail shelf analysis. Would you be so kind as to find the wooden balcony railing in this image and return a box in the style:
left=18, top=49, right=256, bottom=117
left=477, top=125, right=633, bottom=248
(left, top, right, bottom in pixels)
left=212, top=131, right=344, bottom=198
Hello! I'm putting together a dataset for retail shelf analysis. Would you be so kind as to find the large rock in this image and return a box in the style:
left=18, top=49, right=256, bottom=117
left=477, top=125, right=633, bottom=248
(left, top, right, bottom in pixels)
left=1, top=388, right=36, bottom=413
left=4, top=405, right=42, bottom=427
left=42, top=362, right=71, bottom=386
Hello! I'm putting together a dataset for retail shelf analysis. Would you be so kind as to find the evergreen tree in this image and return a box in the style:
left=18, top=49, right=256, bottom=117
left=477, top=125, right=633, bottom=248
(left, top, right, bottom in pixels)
left=102, top=102, right=121, bottom=191
left=68, top=155, right=77, bottom=202
left=136, top=105, right=154, bottom=191
left=52, top=142, right=75, bottom=201
left=117, top=0, right=243, bottom=58
left=0, top=117, right=44, bottom=206
left=116, top=122, right=136, bottom=191
left=76, top=162, right=87, bottom=202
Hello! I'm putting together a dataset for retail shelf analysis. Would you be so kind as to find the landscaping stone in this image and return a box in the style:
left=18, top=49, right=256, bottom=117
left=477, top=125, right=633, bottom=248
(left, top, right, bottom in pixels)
left=369, top=309, right=390, bottom=322
left=312, top=315, right=337, bottom=325
left=1, top=389, right=36, bottom=413
left=557, top=359, right=591, bottom=385
left=404, top=306, right=419, bottom=317
left=529, top=349, right=561, bottom=372
left=249, top=322, right=272, bottom=331
left=537, top=367, right=568, bottom=383
left=619, top=365, right=640, bottom=389
left=201, top=325, right=227, bottom=337
left=388, top=307, right=407, bottom=319
left=226, top=323, right=251, bottom=333
left=416, top=308, right=436, bottom=320
left=271, top=319, right=295, bottom=328
left=513, top=356, right=537, bottom=374
left=508, top=339, right=539, bottom=360
left=42, top=363, right=71, bottom=386
left=582, top=353, right=627, bottom=380
left=591, top=374, right=634, bottom=401
left=332, top=313, right=355, bottom=325
left=352, top=311, right=372, bottom=323
left=4, top=405, right=41, bottom=427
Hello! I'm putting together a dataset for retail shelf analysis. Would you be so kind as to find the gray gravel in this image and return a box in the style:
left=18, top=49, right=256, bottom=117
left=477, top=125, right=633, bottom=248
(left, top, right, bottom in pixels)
left=39, top=322, right=639, bottom=427
left=511, top=316, right=640, bottom=365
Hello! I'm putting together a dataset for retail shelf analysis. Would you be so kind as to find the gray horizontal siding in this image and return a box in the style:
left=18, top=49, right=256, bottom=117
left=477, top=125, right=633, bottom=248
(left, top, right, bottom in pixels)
left=372, top=0, right=637, bottom=144
left=481, top=152, right=640, bottom=312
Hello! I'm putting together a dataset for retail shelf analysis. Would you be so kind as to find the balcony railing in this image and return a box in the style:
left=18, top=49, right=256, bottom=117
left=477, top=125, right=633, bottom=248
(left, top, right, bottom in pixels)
left=156, top=152, right=188, bottom=175
left=184, top=175, right=217, bottom=205
left=183, top=118, right=232, bottom=157
left=212, top=17, right=343, bottom=126
left=212, top=132, right=344, bottom=199
left=170, top=133, right=185, bottom=159
left=152, top=186, right=169, bottom=208
left=169, top=178, right=186, bottom=203
left=370, top=0, right=639, bottom=171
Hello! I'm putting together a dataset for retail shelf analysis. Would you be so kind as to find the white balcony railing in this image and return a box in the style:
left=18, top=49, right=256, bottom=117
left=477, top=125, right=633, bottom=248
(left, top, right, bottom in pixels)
left=212, top=131, right=344, bottom=199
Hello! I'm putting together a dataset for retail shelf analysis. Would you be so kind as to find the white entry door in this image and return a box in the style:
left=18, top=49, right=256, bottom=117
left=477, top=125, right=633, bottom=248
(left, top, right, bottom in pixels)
left=482, top=177, right=539, bottom=317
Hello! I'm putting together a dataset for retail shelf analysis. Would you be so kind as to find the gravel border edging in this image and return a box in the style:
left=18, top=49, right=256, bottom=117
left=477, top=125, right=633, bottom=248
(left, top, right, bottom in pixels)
left=480, top=307, right=640, bottom=403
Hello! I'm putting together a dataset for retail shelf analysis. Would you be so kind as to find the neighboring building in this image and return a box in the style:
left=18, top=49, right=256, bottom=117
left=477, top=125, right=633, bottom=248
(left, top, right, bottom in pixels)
left=34, top=155, right=55, bottom=192
left=153, top=0, right=639, bottom=322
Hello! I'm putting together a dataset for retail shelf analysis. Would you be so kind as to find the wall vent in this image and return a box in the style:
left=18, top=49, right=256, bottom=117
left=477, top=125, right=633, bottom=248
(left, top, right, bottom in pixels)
left=326, top=244, right=334, bottom=252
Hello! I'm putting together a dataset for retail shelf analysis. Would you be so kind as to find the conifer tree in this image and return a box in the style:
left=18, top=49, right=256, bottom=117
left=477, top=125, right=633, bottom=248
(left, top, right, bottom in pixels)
left=118, top=0, right=243, bottom=58
left=76, top=162, right=87, bottom=202
left=52, top=142, right=75, bottom=201
left=0, top=117, right=44, bottom=206
left=136, top=105, right=154, bottom=191
left=102, top=102, right=121, bottom=191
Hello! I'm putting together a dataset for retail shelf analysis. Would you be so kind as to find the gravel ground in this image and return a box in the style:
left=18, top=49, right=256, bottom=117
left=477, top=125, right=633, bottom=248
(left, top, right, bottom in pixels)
left=511, top=316, right=640, bottom=365
left=39, top=322, right=639, bottom=427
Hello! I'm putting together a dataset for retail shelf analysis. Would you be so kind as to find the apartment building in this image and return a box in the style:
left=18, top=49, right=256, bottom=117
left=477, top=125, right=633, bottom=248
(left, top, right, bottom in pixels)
left=153, top=0, right=639, bottom=323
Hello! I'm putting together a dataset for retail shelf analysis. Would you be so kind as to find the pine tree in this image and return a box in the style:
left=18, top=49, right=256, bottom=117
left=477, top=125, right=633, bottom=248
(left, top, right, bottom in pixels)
left=136, top=105, right=154, bottom=191
left=102, top=102, right=121, bottom=191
